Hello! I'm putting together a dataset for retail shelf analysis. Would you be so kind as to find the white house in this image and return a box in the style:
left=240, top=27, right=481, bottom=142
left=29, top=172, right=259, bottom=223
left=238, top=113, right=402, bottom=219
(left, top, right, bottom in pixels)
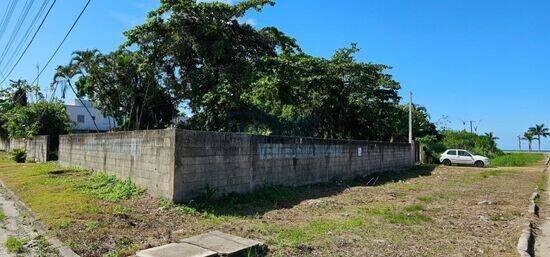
left=65, top=99, right=116, bottom=132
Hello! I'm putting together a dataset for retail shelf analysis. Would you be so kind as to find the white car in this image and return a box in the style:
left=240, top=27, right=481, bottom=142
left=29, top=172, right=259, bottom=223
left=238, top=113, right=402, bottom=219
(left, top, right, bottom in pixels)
left=439, top=149, right=490, bottom=168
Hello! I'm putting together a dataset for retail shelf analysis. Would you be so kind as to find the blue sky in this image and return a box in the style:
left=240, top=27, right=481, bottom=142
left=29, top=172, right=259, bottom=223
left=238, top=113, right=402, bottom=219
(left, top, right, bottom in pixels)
left=0, top=0, right=549, bottom=150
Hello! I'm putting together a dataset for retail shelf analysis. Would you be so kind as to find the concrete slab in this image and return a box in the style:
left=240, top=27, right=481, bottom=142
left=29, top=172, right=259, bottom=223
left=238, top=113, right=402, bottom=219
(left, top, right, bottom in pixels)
left=182, top=231, right=263, bottom=256
left=136, top=243, right=217, bottom=257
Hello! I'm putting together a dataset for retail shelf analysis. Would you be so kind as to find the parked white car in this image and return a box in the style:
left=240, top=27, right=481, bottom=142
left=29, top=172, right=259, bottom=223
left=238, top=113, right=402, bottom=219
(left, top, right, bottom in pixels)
left=439, top=149, right=490, bottom=168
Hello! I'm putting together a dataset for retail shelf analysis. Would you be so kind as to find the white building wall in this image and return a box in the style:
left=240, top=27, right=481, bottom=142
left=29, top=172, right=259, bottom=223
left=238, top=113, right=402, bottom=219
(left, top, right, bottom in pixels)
left=65, top=99, right=116, bottom=131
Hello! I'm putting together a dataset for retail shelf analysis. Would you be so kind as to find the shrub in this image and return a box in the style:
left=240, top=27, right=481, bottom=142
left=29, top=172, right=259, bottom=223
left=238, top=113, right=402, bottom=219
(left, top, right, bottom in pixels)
left=5, top=236, right=24, bottom=253
left=441, top=130, right=502, bottom=157
left=9, top=148, right=26, bottom=163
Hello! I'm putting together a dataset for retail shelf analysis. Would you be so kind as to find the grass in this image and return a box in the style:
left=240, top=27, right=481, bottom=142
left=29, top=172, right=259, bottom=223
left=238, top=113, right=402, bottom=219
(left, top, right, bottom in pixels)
left=0, top=209, right=5, bottom=222
left=491, top=153, right=545, bottom=167
left=479, top=168, right=519, bottom=178
left=5, top=236, right=25, bottom=253
left=79, top=172, right=143, bottom=201
left=0, top=153, right=544, bottom=257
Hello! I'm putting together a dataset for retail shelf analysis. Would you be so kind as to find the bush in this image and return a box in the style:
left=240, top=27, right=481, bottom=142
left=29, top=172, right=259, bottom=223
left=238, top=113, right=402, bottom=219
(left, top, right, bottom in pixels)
left=5, top=236, right=24, bottom=253
left=441, top=130, right=502, bottom=158
left=9, top=148, right=26, bottom=163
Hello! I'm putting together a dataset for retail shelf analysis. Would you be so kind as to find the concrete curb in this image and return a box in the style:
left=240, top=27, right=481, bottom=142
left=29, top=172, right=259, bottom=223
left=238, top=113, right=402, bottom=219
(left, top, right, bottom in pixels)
left=528, top=192, right=539, bottom=216
left=518, top=221, right=534, bottom=257
left=0, top=180, right=80, bottom=257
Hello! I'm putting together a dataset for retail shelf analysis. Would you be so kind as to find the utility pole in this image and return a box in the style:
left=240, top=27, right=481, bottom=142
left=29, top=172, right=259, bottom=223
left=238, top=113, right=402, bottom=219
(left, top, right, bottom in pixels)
left=409, top=91, right=413, bottom=144
left=409, top=91, right=415, bottom=165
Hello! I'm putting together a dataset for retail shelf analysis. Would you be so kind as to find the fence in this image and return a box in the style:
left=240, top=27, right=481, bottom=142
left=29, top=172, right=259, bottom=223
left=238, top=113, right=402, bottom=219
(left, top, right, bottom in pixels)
left=0, top=136, right=49, bottom=162
left=59, top=129, right=415, bottom=202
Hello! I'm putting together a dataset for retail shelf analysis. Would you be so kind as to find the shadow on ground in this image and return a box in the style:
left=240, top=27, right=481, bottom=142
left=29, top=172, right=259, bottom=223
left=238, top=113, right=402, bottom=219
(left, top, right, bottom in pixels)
left=184, top=164, right=437, bottom=217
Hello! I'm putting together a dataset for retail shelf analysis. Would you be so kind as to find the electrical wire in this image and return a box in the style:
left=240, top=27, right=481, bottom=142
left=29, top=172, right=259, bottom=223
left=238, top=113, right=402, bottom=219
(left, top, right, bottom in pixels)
left=0, top=0, right=56, bottom=86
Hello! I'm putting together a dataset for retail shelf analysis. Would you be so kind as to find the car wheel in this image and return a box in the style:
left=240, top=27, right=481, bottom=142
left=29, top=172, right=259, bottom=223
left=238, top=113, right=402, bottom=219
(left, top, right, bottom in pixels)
left=475, top=160, right=485, bottom=168
left=442, top=159, right=451, bottom=166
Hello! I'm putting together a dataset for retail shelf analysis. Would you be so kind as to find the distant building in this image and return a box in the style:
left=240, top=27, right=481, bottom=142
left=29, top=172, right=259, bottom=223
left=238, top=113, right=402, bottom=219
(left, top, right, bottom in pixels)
left=65, top=99, right=116, bottom=132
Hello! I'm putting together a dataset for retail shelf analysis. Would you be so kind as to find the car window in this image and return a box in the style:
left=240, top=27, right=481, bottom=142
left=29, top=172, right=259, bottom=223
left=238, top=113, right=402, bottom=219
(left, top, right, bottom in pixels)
left=458, top=151, right=472, bottom=157
left=447, top=150, right=457, bottom=155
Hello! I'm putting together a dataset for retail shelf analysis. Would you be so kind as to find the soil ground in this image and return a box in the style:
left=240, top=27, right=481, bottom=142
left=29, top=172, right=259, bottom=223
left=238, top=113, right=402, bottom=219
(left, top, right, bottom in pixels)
left=0, top=154, right=546, bottom=257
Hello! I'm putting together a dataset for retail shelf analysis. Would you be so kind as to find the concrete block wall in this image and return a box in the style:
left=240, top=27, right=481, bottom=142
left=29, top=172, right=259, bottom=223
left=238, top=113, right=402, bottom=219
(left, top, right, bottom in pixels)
left=58, top=128, right=413, bottom=202
left=172, top=129, right=413, bottom=202
left=58, top=129, right=176, bottom=199
left=0, top=136, right=49, bottom=162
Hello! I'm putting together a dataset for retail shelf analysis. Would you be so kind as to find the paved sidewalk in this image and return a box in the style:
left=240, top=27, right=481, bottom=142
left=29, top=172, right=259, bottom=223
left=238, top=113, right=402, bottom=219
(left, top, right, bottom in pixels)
left=0, top=185, right=57, bottom=257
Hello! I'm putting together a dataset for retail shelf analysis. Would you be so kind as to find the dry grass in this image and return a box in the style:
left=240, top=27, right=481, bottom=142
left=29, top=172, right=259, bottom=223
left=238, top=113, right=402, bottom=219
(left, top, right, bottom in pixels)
left=0, top=152, right=545, bottom=257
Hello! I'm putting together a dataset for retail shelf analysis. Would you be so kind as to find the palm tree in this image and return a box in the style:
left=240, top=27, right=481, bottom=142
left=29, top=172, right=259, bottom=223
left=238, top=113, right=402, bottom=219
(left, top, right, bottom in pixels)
left=528, top=124, right=550, bottom=152
left=52, top=64, right=99, bottom=132
left=522, top=132, right=535, bottom=152
left=484, top=132, right=499, bottom=140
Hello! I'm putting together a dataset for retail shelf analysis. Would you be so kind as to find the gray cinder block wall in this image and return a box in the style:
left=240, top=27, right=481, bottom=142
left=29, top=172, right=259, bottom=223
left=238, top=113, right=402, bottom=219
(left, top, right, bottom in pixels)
left=58, top=129, right=414, bottom=202
left=58, top=129, right=176, bottom=199
left=1, top=136, right=49, bottom=162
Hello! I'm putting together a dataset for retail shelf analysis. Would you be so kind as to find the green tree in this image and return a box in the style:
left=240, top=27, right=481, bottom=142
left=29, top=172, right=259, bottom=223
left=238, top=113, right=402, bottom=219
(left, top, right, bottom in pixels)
left=522, top=132, right=535, bottom=152
left=528, top=124, right=549, bottom=152
left=71, top=50, right=178, bottom=130
left=3, top=100, right=71, bottom=140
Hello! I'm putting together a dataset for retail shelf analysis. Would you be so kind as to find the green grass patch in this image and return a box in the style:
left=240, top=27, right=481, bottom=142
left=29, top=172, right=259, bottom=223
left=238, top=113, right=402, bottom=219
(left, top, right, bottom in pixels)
left=271, top=217, right=365, bottom=246
left=479, top=169, right=519, bottom=178
left=0, top=209, right=5, bottom=222
left=537, top=174, right=547, bottom=191
left=5, top=236, right=25, bottom=253
left=366, top=204, right=431, bottom=225
left=491, top=153, right=545, bottom=167
left=79, top=172, right=143, bottom=201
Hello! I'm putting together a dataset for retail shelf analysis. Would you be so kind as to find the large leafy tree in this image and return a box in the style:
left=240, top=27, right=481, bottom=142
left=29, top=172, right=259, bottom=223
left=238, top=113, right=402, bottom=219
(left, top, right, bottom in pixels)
left=65, top=0, right=438, bottom=142
left=68, top=50, right=177, bottom=130
left=242, top=44, right=404, bottom=140
left=121, top=0, right=298, bottom=131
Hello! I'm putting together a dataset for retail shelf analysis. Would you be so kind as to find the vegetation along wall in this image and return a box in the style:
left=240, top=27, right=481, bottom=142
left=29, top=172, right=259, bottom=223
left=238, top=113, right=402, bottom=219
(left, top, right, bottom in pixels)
left=0, top=136, right=49, bottom=162
left=59, top=129, right=415, bottom=202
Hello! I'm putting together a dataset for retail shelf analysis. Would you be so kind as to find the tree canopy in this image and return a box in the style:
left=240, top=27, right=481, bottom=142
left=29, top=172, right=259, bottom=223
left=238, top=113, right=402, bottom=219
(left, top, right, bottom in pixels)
left=61, top=0, right=437, bottom=141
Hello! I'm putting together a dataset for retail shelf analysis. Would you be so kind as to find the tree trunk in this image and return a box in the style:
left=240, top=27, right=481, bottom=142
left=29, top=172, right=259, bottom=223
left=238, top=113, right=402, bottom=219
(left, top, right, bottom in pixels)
left=538, top=135, right=541, bottom=152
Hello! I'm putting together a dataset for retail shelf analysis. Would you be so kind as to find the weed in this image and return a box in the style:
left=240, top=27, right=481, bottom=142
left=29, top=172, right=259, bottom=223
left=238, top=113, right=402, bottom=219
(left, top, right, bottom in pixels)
left=85, top=221, right=101, bottom=230
left=366, top=204, right=431, bottom=225
left=479, top=169, right=518, bottom=178
left=417, top=195, right=436, bottom=203
left=8, top=148, right=26, bottom=163
left=404, top=204, right=425, bottom=212
left=536, top=174, right=547, bottom=191
left=6, top=236, right=25, bottom=253
left=81, top=172, right=143, bottom=201
left=0, top=210, right=5, bottom=222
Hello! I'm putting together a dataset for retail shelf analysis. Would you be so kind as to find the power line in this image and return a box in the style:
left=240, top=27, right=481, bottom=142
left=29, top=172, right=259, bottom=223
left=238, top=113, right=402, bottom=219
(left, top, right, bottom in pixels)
left=0, top=0, right=19, bottom=42
left=0, top=0, right=56, bottom=87
left=0, top=0, right=36, bottom=69
left=0, top=0, right=51, bottom=75
left=29, top=0, right=92, bottom=87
